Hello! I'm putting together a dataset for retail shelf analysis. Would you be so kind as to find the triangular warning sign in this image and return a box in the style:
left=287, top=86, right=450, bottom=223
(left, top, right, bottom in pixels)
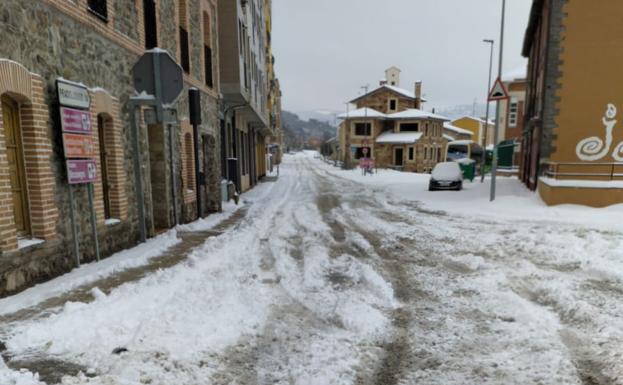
left=488, top=77, right=510, bottom=101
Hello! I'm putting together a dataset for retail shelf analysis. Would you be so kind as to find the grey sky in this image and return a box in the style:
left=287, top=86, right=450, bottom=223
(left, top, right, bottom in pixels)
left=272, top=0, right=532, bottom=115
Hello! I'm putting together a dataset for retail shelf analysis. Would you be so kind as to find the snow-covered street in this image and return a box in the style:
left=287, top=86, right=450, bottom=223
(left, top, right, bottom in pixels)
left=2, top=152, right=623, bottom=385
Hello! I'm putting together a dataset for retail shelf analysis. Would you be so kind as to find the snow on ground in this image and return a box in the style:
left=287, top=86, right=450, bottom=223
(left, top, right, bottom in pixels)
left=1, top=355, right=44, bottom=385
left=175, top=200, right=240, bottom=232
left=315, top=152, right=623, bottom=231
left=1, top=154, right=397, bottom=385
left=2, top=152, right=623, bottom=384
left=0, top=200, right=241, bottom=318
left=0, top=231, right=181, bottom=317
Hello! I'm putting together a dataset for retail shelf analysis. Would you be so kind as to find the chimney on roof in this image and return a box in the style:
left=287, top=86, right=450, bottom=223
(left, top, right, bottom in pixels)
left=380, top=79, right=388, bottom=86
left=414, top=81, right=423, bottom=109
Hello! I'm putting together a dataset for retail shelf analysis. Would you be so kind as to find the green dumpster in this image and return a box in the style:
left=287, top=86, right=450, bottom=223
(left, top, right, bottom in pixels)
left=497, top=140, right=516, bottom=169
left=457, top=158, right=476, bottom=182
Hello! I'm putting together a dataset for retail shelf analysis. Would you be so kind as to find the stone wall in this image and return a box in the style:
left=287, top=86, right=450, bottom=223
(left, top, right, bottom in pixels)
left=0, top=0, right=222, bottom=297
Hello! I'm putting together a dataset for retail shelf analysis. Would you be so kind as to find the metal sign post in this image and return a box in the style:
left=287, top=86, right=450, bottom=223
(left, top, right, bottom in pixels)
left=490, top=0, right=507, bottom=202
left=88, top=183, right=101, bottom=261
left=67, top=186, right=80, bottom=267
left=57, top=78, right=99, bottom=266
left=130, top=49, right=184, bottom=242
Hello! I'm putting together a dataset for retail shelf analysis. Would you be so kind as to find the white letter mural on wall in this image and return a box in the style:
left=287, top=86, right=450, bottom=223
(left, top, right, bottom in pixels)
left=613, top=141, right=623, bottom=162
left=576, top=104, right=617, bottom=161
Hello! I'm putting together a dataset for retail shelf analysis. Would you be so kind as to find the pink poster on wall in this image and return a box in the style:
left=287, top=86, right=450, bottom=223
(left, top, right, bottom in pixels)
left=67, top=159, right=97, bottom=185
left=61, top=107, right=92, bottom=134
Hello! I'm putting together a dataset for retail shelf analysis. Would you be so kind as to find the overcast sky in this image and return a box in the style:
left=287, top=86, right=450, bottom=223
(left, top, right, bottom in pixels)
left=272, top=0, right=532, bottom=115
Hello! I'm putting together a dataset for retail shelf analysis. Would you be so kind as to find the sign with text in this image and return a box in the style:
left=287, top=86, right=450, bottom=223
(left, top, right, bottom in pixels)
left=57, top=80, right=91, bottom=109
left=63, top=133, right=96, bottom=158
left=67, top=159, right=97, bottom=184
left=60, top=107, right=92, bottom=134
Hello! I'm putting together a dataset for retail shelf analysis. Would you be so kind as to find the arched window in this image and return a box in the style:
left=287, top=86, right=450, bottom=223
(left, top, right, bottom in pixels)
left=1, top=95, right=30, bottom=237
left=0, top=61, right=58, bottom=251
left=90, top=89, right=127, bottom=224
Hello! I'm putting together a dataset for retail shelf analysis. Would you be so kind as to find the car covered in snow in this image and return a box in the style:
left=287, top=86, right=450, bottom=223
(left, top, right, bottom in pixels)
left=429, top=162, right=463, bottom=191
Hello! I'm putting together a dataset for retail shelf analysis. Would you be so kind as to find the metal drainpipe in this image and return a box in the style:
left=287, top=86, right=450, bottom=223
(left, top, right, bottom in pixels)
left=169, top=123, right=179, bottom=226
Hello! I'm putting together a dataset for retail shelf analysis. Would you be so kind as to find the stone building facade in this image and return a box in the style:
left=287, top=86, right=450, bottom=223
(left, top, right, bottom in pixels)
left=0, top=0, right=223, bottom=296
left=521, top=0, right=623, bottom=207
left=218, top=0, right=274, bottom=194
left=338, top=68, right=449, bottom=173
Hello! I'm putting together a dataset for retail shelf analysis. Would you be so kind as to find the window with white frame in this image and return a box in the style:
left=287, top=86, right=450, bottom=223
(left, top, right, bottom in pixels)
left=509, top=98, right=519, bottom=127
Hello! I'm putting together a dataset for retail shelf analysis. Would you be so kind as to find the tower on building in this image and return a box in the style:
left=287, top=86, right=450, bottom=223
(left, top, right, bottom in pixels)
left=385, top=67, right=401, bottom=87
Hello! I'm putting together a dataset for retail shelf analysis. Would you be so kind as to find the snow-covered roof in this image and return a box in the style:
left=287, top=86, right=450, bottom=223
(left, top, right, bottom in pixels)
left=502, top=66, right=528, bottom=82
left=349, top=85, right=428, bottom=103
left=443, top=134, right=455, bottom=141
left=448, top=140, right=477, bottom=146
left=388, top=109, right=450, bottom=121
left=337, top=107, right=386, bottom=120
left=453, top=116, right=495, bottom=125
left=443, top=122, right=474, bottom=136
left=376, top=132, right=423, bottom=144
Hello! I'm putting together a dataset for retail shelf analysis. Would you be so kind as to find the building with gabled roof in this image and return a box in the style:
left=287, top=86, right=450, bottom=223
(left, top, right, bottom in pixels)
left=338, top=68, right=449, bottom=173
left=443, top=122, right=474, bottom=141
left=451, top=116, right=495, bottom=147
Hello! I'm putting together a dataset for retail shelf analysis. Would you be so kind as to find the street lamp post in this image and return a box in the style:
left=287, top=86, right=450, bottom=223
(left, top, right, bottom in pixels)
left=491, top=0, right=506, bottom=201
left=481, top=39, right=495, bottom=183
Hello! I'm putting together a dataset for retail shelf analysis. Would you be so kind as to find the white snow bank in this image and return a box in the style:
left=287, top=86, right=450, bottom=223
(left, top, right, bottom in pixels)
left=0, top=356, right=43, bottom=385
left=175, top=200, right=240, bottom=232
left=307, top=152, right=623, bottom=231
left=0, top=230, right=181, bottom=316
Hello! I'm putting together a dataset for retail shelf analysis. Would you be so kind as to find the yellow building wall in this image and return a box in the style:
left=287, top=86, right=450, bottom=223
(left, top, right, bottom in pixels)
left=451, top=118, right=481, bottom=143
left=552, top=0, right=623, bottom=165
left=536, top=0, right=623, bottom=207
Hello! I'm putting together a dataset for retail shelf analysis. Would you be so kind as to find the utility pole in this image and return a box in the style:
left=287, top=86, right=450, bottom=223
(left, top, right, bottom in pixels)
left=343, top=102, right=350, bottom=169
left=491, top=0, right=506, bottom=201
left=361, top=85, right=370, bottom=163
left=481, top=39, right=495, bottom=183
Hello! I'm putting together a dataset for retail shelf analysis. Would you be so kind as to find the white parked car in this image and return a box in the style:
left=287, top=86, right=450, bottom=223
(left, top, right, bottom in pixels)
left=429, top=162, right=463, bottom=191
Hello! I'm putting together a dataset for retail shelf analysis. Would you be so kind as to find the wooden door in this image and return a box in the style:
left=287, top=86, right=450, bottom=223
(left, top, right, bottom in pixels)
left=1, top=96, right=30, bottom=236
left=394, top=148, right=404, bottom=166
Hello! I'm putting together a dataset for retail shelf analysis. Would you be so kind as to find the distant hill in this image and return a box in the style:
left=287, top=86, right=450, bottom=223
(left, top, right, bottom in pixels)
left=437, top=104, right=489, bottom=120
left=282, top=110, right=337, bottom=150
left=293, top=110, right=341, bottom=125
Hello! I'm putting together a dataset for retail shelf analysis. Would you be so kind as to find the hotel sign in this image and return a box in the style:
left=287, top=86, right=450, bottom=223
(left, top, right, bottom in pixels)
left=57, top=80, right=91, bottom=109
